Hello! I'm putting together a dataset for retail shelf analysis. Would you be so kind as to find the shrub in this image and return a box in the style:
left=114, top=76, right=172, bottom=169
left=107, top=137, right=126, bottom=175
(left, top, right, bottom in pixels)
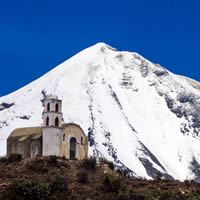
left=77, top=169, right=88, bottom=184
left=0, top=190, right=22, bottom=200
left=61, top=156, right=67, bottom=160
left=128, top=190, right=146, bottom=200
left=23, top=157, right=48, bottom=172
left=107, top=161, right=114, bottom=170
left=81, top=157, right=96, bottom=170
left=15, top=180, right=50, bottom=199
left=115, top=168, right=130, bottom=177
left=0, top=156, right=8, bottom=162
left=48, top=169, right=59, bottom=177
left=159, top=190, right=183, bottom=200
left=8, top=153, right=22, bottom=162
left=187, top=190, right=200, bottom=200
left=100, top=159, right=115, bottom=171
left=48, top=155, right=58, bottom=166
left=117, top=190, right=132, bottom=200
left=50, top=175, right=68, bottom=192
left=13, top=177, right=68, bottom=199
left=102, top=174, right=123, bottom=193
left=184, top=180, right=193, bottom=187
left=122, top=169, right=129, bottom=177
left=116, top=169, right=123, bottom=176
left=116, top=189, right=146, bottom=200
left=155, top=171, right=163, bottom=181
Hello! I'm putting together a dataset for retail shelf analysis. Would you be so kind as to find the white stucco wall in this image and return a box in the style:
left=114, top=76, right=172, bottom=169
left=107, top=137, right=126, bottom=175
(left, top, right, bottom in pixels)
left=42, top=127, right=62, bottom=156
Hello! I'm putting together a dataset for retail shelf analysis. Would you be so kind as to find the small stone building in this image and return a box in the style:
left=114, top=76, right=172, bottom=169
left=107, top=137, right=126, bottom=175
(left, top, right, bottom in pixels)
left=7, top=95, right=88, bottom=160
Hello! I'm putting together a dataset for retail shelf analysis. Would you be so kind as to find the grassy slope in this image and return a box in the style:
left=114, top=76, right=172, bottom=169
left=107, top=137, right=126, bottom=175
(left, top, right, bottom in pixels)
left=0, top=157, right=200, bottom=200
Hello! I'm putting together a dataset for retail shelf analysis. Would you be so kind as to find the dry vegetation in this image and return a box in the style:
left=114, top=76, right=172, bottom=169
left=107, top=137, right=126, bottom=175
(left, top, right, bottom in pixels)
left=0, top=155, right=200, bottom=199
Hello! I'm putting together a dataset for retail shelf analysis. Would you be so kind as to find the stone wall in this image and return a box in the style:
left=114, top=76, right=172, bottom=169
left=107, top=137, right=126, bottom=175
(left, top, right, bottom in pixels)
left=7, top=135, right=42, bottom=159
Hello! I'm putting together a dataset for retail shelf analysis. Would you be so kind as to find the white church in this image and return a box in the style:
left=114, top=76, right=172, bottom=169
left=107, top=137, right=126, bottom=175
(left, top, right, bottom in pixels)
left=7, top=95, right=88, bottom=160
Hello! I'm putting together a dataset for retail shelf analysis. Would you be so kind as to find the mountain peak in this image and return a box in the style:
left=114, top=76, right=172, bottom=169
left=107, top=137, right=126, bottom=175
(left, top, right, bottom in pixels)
left=73, top=42, right=118, bottom=59
left=89, top=42, right=117, bottom=51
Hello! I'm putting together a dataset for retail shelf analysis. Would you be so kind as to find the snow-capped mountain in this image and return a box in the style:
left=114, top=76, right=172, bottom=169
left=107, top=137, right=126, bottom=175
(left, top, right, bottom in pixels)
left=1, top=43, right=200, bottom=181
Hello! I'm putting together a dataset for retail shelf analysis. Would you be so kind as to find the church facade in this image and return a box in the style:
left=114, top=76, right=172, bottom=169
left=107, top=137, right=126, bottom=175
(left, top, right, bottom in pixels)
left=7, top=95, right=88, bottom=160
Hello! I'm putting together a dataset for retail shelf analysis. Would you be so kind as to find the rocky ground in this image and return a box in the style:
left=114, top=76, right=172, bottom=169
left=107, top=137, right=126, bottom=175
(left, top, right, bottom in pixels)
left=0, top=156, right=200, bottom=200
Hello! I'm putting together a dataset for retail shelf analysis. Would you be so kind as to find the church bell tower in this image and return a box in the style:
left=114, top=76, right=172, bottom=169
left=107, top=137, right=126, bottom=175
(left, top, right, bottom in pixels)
left=42, top=95, right=63, bottom=156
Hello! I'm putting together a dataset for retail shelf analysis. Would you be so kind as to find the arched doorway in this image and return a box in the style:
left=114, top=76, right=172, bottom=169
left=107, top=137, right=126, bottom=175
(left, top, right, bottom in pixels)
left=69, top=137, right=76, bottom=160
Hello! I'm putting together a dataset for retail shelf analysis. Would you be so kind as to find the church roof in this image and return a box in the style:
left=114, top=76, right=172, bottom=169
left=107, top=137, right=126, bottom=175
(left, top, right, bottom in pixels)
left=63, top=123, right=87, bottom=137
left=8, top=123, right=87, bottom=138
left=9, top=127, right=42, bottom=138
left=46, top=94, right=60, bottom=101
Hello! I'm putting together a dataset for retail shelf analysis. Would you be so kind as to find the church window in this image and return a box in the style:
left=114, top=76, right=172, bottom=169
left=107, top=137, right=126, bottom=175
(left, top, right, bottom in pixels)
left=47, top=103, right=50, bottom=112
left=81, top=136, right=83, bottom=145
left=55, top=103, right=59, bottom=112
left=55, top=117, right=59, bottom=127
left=63, top=133, right=66, bottom=141
left=46, top=116, right=49, bottom=126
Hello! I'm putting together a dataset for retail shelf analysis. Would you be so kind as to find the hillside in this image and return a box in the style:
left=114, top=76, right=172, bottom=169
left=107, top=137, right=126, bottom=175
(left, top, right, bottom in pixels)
left=0, top=156, right=200, bottom=200
left=1, top=43, right=200, bottom=181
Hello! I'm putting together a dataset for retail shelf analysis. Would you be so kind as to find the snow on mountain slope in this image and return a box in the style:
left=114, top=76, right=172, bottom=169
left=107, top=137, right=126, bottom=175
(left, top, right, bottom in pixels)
left=1, top=42, right=200, bottom=181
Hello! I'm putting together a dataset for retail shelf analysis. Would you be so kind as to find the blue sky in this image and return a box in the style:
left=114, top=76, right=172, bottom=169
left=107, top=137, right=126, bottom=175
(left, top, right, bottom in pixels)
left=0, top=0, right=200, bottom=96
